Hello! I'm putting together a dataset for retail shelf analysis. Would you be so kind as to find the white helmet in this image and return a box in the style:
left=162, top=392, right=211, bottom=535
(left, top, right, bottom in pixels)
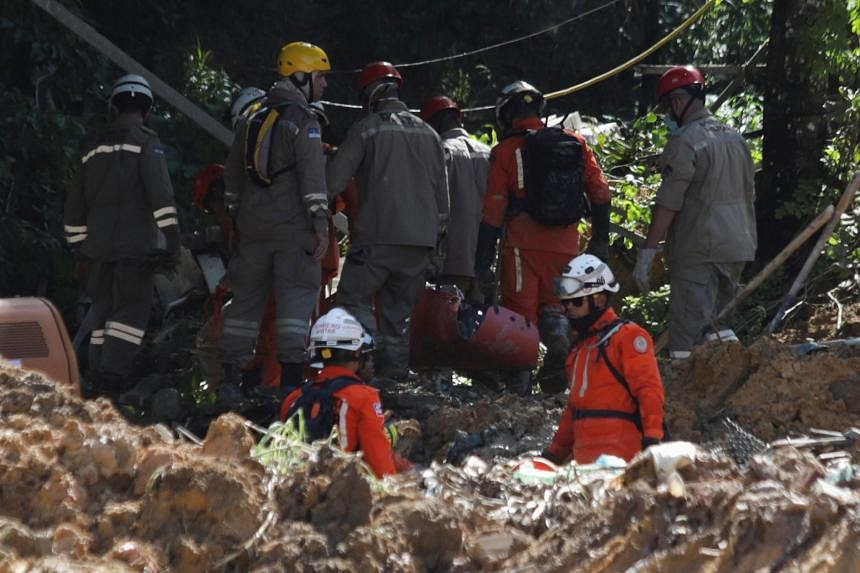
left=229, top=87, right=266, bottom=128
left=555, top=254, right=620, bottom=299
left=308, top=308, right=374, bottom=367
left=110, top=74, right=153, bottom=108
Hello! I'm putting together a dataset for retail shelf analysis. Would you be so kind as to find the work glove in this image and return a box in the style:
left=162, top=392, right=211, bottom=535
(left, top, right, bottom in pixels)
left=540, top=449, right=564, bottom=465
left=312, top=217, right=329, bottom=262
left=587, top=202, right=611, bottom=261
left=633, top=248, right=658, bottom=293
left=474, top=222, right=502, bottom=304
left=642, top=436, right=661, bottom=449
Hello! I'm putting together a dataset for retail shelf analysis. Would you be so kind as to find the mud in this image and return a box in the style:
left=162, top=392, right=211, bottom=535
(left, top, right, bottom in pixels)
left=663, top=338, right=860, bottom=444
left=2, top=335, right=860, bottom=572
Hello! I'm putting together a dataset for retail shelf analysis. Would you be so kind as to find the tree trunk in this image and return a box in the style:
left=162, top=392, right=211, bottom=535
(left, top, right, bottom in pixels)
left=759, top=0, right=831, bottom=262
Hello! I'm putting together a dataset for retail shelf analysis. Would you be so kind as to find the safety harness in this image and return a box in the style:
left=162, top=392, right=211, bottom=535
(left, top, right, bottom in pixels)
left=285, top=376, right=360, bottom=442
left=571, top=318, right=670, bottom=439
left=571, top=319, right=643, bottom=431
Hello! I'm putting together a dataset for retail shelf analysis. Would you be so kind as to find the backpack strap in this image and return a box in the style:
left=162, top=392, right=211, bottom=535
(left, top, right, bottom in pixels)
left=592, top=319, right=670, bottom=440
left=572, top=319, right=644, bottom=432
left=264, top=101, right=300, bottom=182
left=285, top=376, right=361, bottom=435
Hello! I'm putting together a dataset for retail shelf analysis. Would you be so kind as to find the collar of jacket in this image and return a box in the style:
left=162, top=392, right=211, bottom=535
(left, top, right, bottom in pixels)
left=680, top=107, right=711, bottom=128
left=372, top=98, right=409, bottom=114
left=440, top=127, right=470, bottom=140
left=112, top=113, right=144, bottom=128
left=512, top=116, right=545, bottom=131
left=268, top=79, right=309, bottom=106
left=576, top=306, right=619, bottom=343
left=314, top=365, right=362, bottom=384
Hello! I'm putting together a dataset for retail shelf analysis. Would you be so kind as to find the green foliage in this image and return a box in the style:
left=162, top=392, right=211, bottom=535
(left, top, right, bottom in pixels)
left=621, top=285, right=671, bottom=333
left=591, top=112, right=668, bottom=247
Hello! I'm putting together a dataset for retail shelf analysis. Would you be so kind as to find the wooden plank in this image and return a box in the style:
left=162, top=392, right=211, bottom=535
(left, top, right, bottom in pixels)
left=31, top=0, right=233, bottom=147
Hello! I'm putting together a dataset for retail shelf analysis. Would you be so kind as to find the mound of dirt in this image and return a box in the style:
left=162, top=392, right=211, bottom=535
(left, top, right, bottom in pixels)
left=2, top=352, right=860, bottom=572
left=663, top=338, right=860, bottom=444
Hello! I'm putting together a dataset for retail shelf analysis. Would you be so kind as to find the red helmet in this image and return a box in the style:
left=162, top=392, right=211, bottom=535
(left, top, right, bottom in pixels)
left=657, top=65, right=705, bottom=99
left=356, top=61, right=403, bottom=93
left=192, top=164, right=225, bottom=213
left=420, top=96, right=462, bottom=123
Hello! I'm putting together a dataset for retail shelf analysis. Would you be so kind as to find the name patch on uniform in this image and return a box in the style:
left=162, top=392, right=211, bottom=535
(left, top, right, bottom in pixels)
left=633, top=335, right=649, bottom=354
left=307, top=127, right=321, bottom=139
left=373, top=402, right=383, bottom=417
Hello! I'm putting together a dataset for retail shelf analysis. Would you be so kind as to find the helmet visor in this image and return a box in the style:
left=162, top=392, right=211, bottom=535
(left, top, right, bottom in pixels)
left=554, top=276, right=586, bottom=299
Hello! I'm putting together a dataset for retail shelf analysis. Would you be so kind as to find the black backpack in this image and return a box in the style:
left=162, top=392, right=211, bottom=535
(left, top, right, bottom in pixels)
left=243, top=101, right=299, bottom=186
left=513, top=127, right=589, bottom=226
left=285, top=377, right=359, bottom=442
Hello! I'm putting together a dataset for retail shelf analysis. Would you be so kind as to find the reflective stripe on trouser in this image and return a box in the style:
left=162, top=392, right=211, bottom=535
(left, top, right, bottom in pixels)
left=218, top=237, right=321, bottom=365
left=336, top=244, right=432, bottom=373
left=500, top=247, right=574, bottom=323
left=668, top=261, right=745, bottom=353
left=85, top=260, right=154, bottom=376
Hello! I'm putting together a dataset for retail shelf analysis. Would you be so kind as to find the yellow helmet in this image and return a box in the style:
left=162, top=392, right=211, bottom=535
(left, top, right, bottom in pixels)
left=277, top=42, right=331, bottom=77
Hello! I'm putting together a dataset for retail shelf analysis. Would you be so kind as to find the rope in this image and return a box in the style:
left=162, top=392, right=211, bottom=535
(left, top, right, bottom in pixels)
left=323, top=0, right=717, bottom=114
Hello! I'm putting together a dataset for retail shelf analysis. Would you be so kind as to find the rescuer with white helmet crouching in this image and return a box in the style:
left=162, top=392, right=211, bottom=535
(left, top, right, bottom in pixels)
left=542, top=255, right=666, bottom=464
left=280, top=308, right=410, bottom=478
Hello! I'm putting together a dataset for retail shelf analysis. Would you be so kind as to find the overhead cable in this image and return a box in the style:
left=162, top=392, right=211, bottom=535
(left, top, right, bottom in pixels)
left=324, top=0, right=717, bottom=114
left=389, top=0, right=623, bottom=70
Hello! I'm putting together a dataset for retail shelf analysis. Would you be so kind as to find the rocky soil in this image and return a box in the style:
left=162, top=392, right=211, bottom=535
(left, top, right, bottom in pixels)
left=2, top=337, right=860, bottom=572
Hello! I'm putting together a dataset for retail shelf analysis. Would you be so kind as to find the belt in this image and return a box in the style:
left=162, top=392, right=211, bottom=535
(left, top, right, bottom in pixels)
left=572, top=408, right=643, bottom=432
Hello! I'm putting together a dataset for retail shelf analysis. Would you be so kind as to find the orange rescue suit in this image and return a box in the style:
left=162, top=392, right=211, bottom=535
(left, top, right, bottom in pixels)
left=280, top=365, right=397, bottom=477
left=546, top=308, right=665, bottom=463
left=483, top=117, right=611, bottom=322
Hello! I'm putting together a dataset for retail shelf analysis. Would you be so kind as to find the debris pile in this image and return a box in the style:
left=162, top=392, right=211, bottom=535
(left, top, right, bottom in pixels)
left=2, top=337, right=860, bottom=571
left=663, top=338, right=860, bottom=443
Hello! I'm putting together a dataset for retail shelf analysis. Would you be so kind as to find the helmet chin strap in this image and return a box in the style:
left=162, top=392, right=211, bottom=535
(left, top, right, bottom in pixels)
left=289, top=72, right=312, bottom=102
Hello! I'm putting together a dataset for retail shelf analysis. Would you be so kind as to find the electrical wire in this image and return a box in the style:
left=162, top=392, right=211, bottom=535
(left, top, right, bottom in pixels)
left=323, top=0, right=717, bottom=114
left=389, top=0, right=623, bottom=70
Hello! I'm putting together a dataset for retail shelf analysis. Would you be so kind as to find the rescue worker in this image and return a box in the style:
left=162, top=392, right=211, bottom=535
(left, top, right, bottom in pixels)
left=542, top=255, right=664, bottom=464
left=64, top=74, right=180, bottom=396
left=633, top=66, right=757, bottom=359
left=191, top=163, right=282, bottom=398
left=280, top=308, right=403, bottom=478
left=420, top=95, right=491, bottom=303
left=475, top=81, right=612, bottom=394
left=326, top=62, right=449, bottom=379
left=218, top=42, right=331, bottom=396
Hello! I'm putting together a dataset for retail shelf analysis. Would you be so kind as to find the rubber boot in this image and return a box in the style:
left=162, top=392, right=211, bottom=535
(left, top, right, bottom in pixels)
left=537, top=311, right=572, bottom=394
left=85, top=369, right=126, bottom=400
left=218, top=364, right=246, bottom=411
left=279, top=362, right=305, bottom=396
left=504, top=368, right=533, bottom=397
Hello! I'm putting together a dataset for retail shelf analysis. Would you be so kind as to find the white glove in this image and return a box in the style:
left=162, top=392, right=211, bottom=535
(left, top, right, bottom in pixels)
left=633, top=248, right=658, bottom=293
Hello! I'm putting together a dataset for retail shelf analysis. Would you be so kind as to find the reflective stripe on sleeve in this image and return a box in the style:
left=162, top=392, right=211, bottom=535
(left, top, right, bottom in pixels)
left=81, top=143, right=142, bottom=164
left=66, top=233, right=88, bottom=244
left=153, top=206, right=177, bottom=219
left=515, top=148, right=524, bottom=190
left=64, top=225, right=88, bottom=233
left=338, top=401, right=349, bottom=449
left=156, top=217, right=179, bottom=228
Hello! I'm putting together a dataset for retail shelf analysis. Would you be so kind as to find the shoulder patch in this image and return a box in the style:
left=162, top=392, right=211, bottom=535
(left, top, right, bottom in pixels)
left=373, top=402, right=384, bottom=417
left=307, top=127, right=321, bottom=139
left=150, top=143, right=165, bottom=155
left=633, top=335, right=649, bottom=354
